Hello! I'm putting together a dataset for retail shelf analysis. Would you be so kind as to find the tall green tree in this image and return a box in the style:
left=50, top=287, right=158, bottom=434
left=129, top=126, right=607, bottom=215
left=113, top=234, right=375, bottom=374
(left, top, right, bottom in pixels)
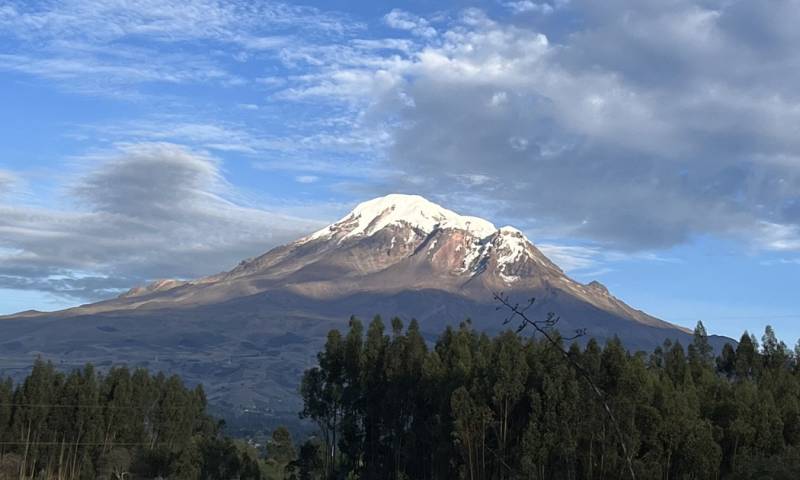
left=266, top=426, right=297, bottom=478
left=297, top=318, right=800, bottom=480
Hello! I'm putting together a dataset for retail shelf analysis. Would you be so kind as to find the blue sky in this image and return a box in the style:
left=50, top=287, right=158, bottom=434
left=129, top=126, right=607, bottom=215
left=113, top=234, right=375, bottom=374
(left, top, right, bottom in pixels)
left=0, top=0, right=798, bottom=343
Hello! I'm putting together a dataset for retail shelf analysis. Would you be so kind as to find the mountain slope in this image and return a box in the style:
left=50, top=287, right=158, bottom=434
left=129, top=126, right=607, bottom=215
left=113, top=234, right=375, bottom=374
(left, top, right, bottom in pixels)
left=0, top=194, right=725, bottom=430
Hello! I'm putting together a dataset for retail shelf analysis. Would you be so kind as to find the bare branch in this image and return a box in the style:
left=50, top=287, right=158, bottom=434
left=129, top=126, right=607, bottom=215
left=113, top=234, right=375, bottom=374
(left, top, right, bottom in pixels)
left=493, top=291, right=636, bottom=480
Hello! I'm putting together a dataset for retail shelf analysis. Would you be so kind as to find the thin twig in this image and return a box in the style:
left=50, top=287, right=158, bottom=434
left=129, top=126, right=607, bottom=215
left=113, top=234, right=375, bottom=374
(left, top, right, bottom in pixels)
left=493, top=292, right=636, bottom=480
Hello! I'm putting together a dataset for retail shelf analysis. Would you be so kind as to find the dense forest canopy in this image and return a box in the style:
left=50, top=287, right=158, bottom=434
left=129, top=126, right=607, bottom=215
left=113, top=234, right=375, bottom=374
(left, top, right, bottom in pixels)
left=3, top=317, right=800, bottom=480
left=0, top=361, right=263, bottom=480
left=296, top=317, right=800, bottom=480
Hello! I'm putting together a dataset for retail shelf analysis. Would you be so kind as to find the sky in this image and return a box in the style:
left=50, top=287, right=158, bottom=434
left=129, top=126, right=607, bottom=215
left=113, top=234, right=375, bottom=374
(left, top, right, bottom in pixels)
left=0, top=0, right=798, bottom=343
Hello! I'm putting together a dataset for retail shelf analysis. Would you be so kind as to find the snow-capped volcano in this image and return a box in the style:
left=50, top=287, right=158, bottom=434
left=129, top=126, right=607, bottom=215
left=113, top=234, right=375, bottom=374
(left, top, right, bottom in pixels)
left=7, top=194, right=648, bottom=328
left=199, top=193, right=568, bottom=297
left=2, top=193, right=724, bottom=427
left=258, top=194, right=552, bottom=285
left=296, top=194, right=559, bottom=286
left=47, top=193, right=674, bottom=335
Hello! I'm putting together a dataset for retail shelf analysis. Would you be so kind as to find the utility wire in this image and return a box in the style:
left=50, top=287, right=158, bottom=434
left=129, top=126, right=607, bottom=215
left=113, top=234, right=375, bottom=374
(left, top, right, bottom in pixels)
left=0, top=404, right=199, bottom=410
left=0, top=442, right=189, bottom=446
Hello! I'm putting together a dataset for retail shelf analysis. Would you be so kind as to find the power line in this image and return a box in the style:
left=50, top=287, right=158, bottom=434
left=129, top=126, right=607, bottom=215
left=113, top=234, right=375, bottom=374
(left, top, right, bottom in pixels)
left=0, top=404, right=199, bottom=410
left=0, top=441, right=187, bottom=446
left=673, top=314, right=800, bottom=321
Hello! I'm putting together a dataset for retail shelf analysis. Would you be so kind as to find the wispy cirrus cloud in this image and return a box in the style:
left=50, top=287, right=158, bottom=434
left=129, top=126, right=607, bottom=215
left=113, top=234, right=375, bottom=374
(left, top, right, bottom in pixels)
left=90, top=118, right=265, bottom=154
left=72, top=114, right=392, bottom=177
left=761, top=257, right=800, bottom=267
left=538, top=243, right=678, bottom=274
left=383, top=9, right=438, bottom=38
left=295, top=175, right=319, bottom=184
left=502, top=1, right=557, bottom=15
left=0, top=0, right=357, bottom=45
left=0, top=50, right=239, bottom=98
left=0, top=0, right=360, bottom=96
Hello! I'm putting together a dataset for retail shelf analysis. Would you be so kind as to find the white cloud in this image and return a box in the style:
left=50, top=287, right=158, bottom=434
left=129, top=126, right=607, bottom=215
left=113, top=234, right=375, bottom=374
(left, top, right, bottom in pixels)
left=489, top=91, right=508, bottom=106
left=256, top=76, right=287, bottom=87
left=0, top=48, right=239, bottom=98
left=0, top=0, right=359, bottom=95
left=76, top=116, right=390, bottom=162
left=759, top=222, right=800, bottom=251
left=761, top=258, right=800, bottom=266
left=503, top=2, right=555, bottom=15
left=0, top=0, right=356, bottom=44
left=271, top=3, right=800, bottom=251
left=538, top=244, right=602, bottom=271
left=295, top=175, right=319, bottom=184
left=538, top=242, right=678, bottom=275
left=508, top=137, right=529, bottom=151
left=384, top=9, right=437, bottom=38
left=105, top=120, right=262, bottom=154
left=452, top=174, right=493, bottom=187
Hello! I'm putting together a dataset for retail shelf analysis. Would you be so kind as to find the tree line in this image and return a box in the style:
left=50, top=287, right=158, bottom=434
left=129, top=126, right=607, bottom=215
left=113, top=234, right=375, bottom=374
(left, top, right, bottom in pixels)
left=0, top=360, right=263, bottom=479
left=4, top=316, right=800, bottom=479
left=295, top=316, right=800, bottom=480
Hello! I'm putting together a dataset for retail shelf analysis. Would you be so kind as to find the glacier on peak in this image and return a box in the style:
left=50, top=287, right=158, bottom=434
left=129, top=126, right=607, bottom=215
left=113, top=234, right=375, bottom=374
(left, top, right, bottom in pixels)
left=304, top=193, right=498, bottom=243
left=296, top=194, right=561, bottom=285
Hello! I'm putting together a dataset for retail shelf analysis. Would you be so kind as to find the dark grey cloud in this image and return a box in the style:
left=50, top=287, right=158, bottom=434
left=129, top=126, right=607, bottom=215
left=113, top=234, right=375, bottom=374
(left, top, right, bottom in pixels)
left=285, top=3, right=800, bottom=250
left=75, top=143, right=226, bottom=221
left=0, top=143, right=323, bottom=302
